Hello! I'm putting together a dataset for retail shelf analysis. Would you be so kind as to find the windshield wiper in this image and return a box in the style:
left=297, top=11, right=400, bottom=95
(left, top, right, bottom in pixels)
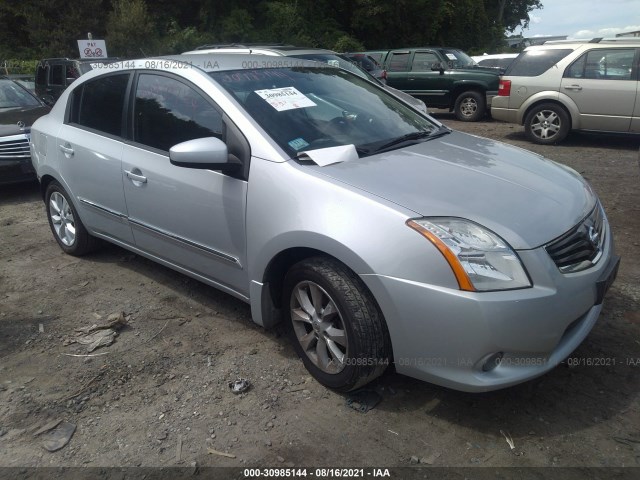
left=370, top=126, right=451, bottom=154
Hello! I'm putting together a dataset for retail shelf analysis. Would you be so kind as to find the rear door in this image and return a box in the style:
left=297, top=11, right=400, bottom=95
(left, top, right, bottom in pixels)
left=561, top=47, right=639, bottom=132
left=384, top=51, right=413, bottom=92
left=57, top=72, right=134, bottom=245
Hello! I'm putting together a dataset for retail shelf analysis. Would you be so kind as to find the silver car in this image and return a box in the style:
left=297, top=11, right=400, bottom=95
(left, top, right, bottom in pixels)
left=491, top=38, right=640, bottom=144
left=30, top=54, right=619, bottom=392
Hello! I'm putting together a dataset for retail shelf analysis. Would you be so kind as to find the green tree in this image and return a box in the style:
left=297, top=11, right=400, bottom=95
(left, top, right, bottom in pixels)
left=4, top=0, right=107, bottom=58
left=106, top=0, right=159, bottom=57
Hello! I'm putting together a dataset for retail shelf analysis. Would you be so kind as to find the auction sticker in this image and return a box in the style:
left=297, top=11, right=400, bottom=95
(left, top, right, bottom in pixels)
left=254, top=87, right=317, bottom=111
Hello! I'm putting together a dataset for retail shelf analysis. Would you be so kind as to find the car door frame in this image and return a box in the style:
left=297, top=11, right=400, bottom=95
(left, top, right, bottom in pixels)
left=120, top=69, right=252, bottom=298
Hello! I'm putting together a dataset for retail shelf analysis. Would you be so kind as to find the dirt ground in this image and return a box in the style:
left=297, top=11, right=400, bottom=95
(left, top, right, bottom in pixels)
left=1, top=113, right=639, bottom=476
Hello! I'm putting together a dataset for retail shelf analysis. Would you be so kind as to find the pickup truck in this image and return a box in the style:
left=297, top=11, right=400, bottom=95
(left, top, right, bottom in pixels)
left=363, top=48, right=501, bottom=121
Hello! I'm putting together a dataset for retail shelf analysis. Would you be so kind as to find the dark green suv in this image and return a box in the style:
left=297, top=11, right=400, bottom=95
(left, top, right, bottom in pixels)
left=364, top=48, right=500, bottom=121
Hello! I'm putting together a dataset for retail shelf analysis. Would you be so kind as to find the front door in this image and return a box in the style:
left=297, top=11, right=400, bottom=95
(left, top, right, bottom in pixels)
left=121, top=72, right=249, bottom=296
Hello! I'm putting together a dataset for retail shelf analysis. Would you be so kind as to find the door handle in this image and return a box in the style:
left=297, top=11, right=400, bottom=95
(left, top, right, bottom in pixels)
left=59, top=143, right=74, bottom=156
left=563, top=85, right=582, bottom=91
left=125, top=169, right=147, bottom=184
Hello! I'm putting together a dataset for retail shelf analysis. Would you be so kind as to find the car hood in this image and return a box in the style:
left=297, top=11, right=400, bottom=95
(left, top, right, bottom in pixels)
left=310, top=131, right=595, bottom=249
left=0, top=105, right=50, bottom=136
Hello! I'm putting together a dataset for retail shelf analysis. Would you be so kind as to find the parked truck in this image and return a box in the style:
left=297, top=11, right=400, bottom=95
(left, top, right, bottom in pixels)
left=363, top=47, right=501, bottom=121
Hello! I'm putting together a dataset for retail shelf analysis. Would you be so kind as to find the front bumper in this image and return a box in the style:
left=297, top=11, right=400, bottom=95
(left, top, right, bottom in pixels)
left=0, top=133, right=35, bottom=185
left=361, top=224, right=617, bottom=392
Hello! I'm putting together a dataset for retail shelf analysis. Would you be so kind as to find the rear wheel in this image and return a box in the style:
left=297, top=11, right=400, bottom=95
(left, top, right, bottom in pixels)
left=283, top=257, right=391, bottom=392
left=524, top=103, right=570, bottom=145
left=45, top=181, right=97, bottom=256
left=454, top=90, right=485, bottom=122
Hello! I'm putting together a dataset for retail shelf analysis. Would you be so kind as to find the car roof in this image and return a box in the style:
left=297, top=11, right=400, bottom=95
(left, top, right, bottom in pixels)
left=152, top=54, right=330, bottom=73
left=524, top=38, right=640, bottom=52
left=183, top=46, right=337, bottom=56
left=471, top=53, right=518, bottom=61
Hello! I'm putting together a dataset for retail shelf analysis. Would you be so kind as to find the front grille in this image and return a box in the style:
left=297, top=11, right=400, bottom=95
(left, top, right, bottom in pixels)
left=0, top=134, right=31, bottom=160
left=546, top=204, right=606, bottom=273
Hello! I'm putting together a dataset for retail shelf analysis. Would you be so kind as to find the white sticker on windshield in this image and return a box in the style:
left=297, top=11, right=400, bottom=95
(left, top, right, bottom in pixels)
left=254, top=87, right=317, bottom=111
left=445, top=53, right=457, bottom=60
left=327, top=60, right=340, bottom=68
left=299, top=144, right=359, bottom=167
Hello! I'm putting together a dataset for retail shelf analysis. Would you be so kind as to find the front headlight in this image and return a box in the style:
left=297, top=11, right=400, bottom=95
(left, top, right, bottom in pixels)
left=407, top=218, right=531, bottom=292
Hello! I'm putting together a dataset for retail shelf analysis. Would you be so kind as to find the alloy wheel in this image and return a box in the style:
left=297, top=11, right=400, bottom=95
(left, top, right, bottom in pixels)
left=290, top=280, right=349, bottom=374
left=49, top=192, right=76, bottom=246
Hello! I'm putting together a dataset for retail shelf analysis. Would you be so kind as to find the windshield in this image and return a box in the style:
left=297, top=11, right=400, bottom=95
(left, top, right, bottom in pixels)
left=288, top=54, right=367, bottom=80
left=441, top=49, right=476, bottom=68
left=0, top=79, right=41, bottom=108
left=210, top=67, right=438, bottom=157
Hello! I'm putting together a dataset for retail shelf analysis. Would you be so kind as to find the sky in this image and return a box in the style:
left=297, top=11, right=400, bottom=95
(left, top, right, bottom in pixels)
left=520, top=0, right=640, bottom=39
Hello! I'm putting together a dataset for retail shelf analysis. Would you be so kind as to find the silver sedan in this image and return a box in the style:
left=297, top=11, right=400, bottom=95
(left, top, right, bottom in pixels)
left=30, top=54, right=619, bottom=392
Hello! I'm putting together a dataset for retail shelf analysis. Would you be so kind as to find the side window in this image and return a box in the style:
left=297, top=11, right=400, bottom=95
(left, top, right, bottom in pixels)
left=388, top=52, right=410, bottom=72
left=36, top=64, right=47, bottom=85
left=565, top=54, right=586, bottom=78
left=565, top=49, right=635, bottom=80
left=69, top=73, right=129, bottom=136
left=50, top=65, right=64, bottom=86
left=134, top=74, right=224, bottom=152
left=412, top=52, right=439, bottom=71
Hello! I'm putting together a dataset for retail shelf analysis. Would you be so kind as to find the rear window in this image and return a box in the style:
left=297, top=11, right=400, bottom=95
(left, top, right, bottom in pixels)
left=506, top=49, right=572, bottom=77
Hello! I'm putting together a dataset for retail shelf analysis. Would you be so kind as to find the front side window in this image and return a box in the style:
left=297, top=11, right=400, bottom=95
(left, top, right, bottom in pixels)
left=439, top=49, right=475, bottom=69
left=134, top=73, right=224, bottom=152
left=507, top=49, right=573, bottom=77
left=565, top=48, right=635, bottom=80
left=69, top=73, right=129, bottom=136
left=211, top=67, right=439, bottom=158
left=412, top=52, right=439, bottom=71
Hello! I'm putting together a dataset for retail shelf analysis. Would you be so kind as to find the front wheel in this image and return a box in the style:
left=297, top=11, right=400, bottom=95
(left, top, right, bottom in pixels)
left=45, top=181, right=97, bottom=255
left=283, top=257, right=391, bottom=392
left=524, top=103, right=570, bottom=145
left=454, top=91, right=485, bottom=122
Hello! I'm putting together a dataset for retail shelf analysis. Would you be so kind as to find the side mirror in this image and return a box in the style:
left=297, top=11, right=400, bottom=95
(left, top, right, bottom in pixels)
left=40, top=94, right=55, bottom=106
left=169, top=137, right=239, bottom=171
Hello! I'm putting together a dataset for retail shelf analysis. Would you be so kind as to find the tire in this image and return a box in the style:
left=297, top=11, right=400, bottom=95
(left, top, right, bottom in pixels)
left=45, top=181, right=97, bottom=256
left=524, top=103, right=570, bottom=145
left=454, top=90, right=485, bottom=122
left=283, top=257, right=391, bottom=392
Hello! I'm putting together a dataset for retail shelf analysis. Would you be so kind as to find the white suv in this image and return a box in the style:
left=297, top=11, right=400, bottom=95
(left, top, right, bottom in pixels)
left=491, top=38, right=640, bottom=144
